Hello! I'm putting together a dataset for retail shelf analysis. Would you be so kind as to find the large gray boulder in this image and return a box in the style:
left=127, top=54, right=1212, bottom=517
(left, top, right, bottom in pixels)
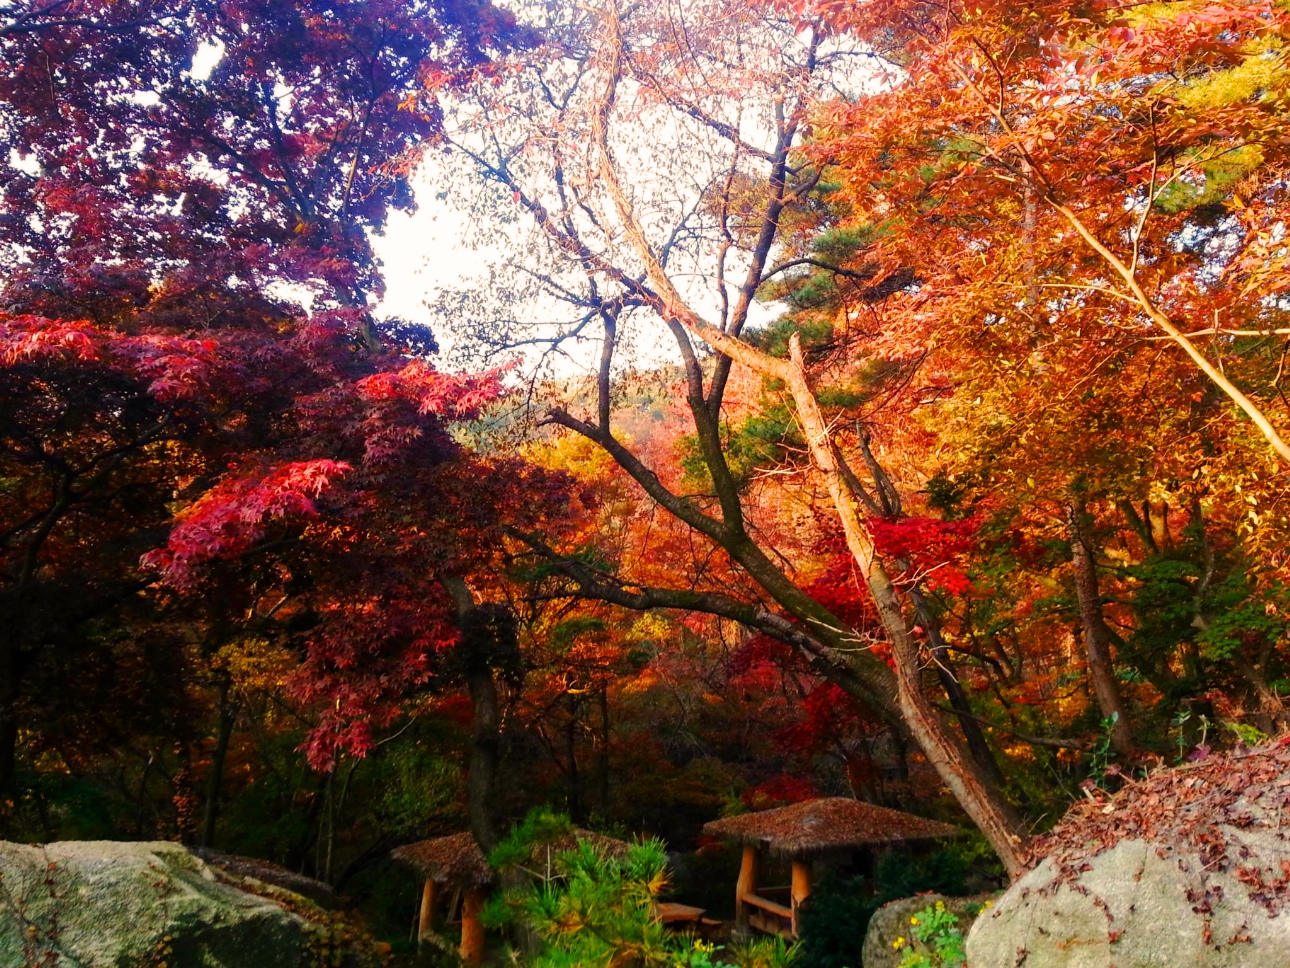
left=967, top=742, right=1290, bottom=967
left=0, top=840, right=372, bottom=967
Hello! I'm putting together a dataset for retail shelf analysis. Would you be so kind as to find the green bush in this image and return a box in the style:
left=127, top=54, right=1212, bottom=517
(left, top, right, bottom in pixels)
left=795, top=849, right=972, bottom=968
left=891, top=901, right=966, bottom=968
left=489, top=809, right=798, bottom=968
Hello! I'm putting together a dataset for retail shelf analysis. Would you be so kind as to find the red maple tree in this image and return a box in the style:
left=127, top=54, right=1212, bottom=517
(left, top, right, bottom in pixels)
left=0, top=0, right=538, bottom=798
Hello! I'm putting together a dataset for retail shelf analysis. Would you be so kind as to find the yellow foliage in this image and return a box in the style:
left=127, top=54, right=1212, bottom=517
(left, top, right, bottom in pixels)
left=524, top=430, right=618, bottom=482
left=217, top=637, right=296, bottom=693
left=628, top=613, right=672, bottom=641
left=1175, top=44, right=1288, bottom=110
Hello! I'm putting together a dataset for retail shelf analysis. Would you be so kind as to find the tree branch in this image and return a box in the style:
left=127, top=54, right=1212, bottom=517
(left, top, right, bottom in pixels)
left=938, top=706, right=1094, bottom=753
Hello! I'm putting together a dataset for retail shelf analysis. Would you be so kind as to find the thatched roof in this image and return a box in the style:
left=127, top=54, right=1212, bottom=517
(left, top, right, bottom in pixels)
left=702, top=797, right=958, bottom=857
left=392, top=832, right=493, bottom=889
left=552, top=829, right=633, bottom=860
left=391, top=828, right=631, bottom=890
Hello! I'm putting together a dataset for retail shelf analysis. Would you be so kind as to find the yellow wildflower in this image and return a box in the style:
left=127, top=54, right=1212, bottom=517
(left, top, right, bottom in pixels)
left=893, top=937, right=906, bottom=949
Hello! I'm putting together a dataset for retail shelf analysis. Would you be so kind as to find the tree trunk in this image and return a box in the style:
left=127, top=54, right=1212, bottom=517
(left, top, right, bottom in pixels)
left=201, top=672, right=238, bottom=848
left=597, top=686, right=610, bottom=815
left=1067, top=500, right=1134, bottom=756
left=465, top=666, right=501, bottom=852
left=559, top=92, right=1030, bottom=869
left=1230, top=650, right=1287, bottom=734
left=445, top=576, right=509, bottom=854
left=887, top=727, right=912, bottom=808
left=172, top=740, right=200, bottom=846
left=0, top=663, right=18, bottom=800
left=323, top=769, right=336, bottom=883
left=913, top=585, right=1009, bottom=791
left=883, top=572, right=1028, bottom=879
left=564, top=695, right=583, bottom=824
left=783, top=334, right=1029, bottom=879
left=1148, top=502, right=1170, bottom=552
left=287, top=771, right=328, bottom=874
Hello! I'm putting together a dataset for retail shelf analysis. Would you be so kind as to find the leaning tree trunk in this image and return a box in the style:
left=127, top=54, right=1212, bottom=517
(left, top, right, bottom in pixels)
left=862, top=439, right=1010, bottom=792
left=783, top=335, right=1029, bottom=879
left=1067, top=500, right=1134, bottom=756
left=580, top=66, right=1028, bottom=870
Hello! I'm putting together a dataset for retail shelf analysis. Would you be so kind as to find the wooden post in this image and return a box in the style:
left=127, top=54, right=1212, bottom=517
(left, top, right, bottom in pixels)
left=459, top=886, right=488, bottom=965
left=735, top=845, right=759, bottom=936
left=417, top=878, right=437, bottom=944
left=790, top=861, right=812, bottom=937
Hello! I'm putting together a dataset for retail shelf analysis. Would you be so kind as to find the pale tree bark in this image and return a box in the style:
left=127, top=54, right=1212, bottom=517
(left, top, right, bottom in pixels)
left=574, top=7, right=1026, bottom=875
left=780, top=335, right=1028, bottom=877
left=913, top=585, right=1010, bottom=790
left=451, top=1, right=1029, bottom=877
left=577, top=4, right=1029, bottom=877
left=1066, top=500, right=1134, bottom=756
left=1051, top=202, right=1290, bottom=465
left=855, top=436, right=1009, bottom=789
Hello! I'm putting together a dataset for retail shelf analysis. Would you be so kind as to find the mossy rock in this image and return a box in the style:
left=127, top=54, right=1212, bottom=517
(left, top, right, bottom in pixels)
left=0, top=840, right=380, bottom=967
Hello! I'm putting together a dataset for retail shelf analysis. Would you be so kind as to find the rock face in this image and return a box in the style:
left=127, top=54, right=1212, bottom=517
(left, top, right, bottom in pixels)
left=191, top=847, right=339, bottom=909
left=863, top=893, right=990, bottom=968
left=0, top=840, right=336, bottom=967
left=967, top=742, right=1290, bottom=968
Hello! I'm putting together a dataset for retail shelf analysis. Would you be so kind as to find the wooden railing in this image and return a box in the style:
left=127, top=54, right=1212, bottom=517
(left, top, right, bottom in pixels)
left=739, top=889, right=795, bottom=938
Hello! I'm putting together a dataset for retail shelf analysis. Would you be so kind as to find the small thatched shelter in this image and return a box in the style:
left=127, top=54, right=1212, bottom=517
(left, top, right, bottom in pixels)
left=392, top=832, right=493, bottom=890
left=392, top=828, right=631, bottom=964
left=702, top=798, right=958, bottom=938
left=392, top=832, right=492, bottom=964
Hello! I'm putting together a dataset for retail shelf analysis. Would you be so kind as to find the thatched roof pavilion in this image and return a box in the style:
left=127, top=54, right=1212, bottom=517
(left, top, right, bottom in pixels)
left=391, top=832, right=493, bottom=891
left=702, top=798, right=958, bottom=939
left=391, top=828, right=631, bottom=964
left=392, top=828, right=631, bottom=886
left=703, top=797, right=958, bottom=856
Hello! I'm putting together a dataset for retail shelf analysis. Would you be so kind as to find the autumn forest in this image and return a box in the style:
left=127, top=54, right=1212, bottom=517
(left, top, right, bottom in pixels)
left=4, top=0, right=1290, bottom=965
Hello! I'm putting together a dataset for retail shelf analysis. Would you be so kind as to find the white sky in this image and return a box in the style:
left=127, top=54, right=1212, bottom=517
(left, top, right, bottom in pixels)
left=370, top=168, right=491, bottom=359
left=370, top=163, right=779, bottom=376
left=181, top=29, right=785, bottom=377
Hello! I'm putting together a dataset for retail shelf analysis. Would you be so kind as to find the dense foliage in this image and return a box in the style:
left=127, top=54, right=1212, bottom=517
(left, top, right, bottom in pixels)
left=486, top=811, right=798, bottom=968
left=4, top=0, right=1290, bottom=955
